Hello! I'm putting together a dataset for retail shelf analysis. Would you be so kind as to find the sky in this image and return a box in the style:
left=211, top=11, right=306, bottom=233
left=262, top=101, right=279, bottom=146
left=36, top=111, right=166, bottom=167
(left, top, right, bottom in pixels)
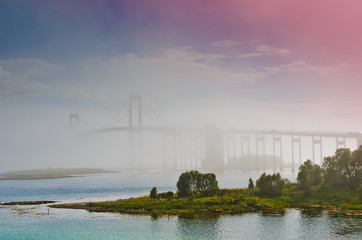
left=1, top=0, right=362, bottom=172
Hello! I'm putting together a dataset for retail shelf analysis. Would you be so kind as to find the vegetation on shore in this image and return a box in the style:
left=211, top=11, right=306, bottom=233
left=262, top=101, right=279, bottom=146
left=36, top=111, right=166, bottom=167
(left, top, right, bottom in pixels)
left=1, top=201, right=56, bottom=205
left=51, top=185, right=361, bottom=215
left=0, top=168, right=113, bottom=180
left=51, top=147, right=361, bottom=215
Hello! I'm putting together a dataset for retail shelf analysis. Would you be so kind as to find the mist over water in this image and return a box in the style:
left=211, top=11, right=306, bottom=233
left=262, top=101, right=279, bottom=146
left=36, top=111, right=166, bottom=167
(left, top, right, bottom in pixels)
left=1, top=94, right=361, bottom=174
left=1, top=1, right=362, bottom=239
left=1, top=171, right=361, bottom=240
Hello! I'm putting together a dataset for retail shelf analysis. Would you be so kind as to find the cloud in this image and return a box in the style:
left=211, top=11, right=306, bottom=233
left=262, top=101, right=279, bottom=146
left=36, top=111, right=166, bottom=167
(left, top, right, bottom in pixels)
left=212, top=40, right=242, bottom=48
left=0, top=47, right=347, bottom=107
left=64, top=47, right=268, bottom=103
left=0, top=66, right=12, bottom=79
left=264, top=60, right=344, bottom=76
left=239, top=45, right=290, bottom=58
left=0, top=48, right=262, bottom=105
left=0, top=59, right=64, bottom=102
left=0, top=58, right=63, bottom=78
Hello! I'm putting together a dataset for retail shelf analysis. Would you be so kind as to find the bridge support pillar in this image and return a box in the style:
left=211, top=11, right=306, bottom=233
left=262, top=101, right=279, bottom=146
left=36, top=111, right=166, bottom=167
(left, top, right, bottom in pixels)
left=357, top=138, right=362, bottom=149
left=312, top=136, right=322, bottom=165
left=336, top=137, right=346, bottom=150
left=204, top=126, right=224, bottom=169
left=291, top=136, right=301, bottom=173
left=256, top=134, right=265, bottom=171
left=273, top=135, right=282, bottom=172
left=226, top=132, right=237, bottom=165
left=240, top=134, right=249, bottom=161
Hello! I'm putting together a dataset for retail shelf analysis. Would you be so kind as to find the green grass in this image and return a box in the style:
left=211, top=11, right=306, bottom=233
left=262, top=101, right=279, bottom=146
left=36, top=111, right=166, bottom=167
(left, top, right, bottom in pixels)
left=51, top=184, right=362, bottom=214
left=288, top=187, right=362, bottom=210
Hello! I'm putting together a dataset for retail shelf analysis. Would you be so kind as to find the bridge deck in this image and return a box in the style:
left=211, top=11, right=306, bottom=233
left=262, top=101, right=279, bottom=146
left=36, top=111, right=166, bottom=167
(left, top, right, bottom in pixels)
left=82, top=126, right=362, bottom=139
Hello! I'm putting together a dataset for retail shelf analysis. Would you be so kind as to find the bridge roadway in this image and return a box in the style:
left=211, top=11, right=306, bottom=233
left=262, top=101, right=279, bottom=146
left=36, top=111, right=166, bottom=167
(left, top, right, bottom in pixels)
left=81, top=126, right=362, bottom=171
left=84, top=126, right=362, bottom=139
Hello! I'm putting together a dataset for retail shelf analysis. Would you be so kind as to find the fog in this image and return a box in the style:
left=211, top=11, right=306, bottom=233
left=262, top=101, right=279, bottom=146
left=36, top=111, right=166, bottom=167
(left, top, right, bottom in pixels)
left=1, top=1, right=362, bottom=174
left=1, top=93, right=361, bottom=174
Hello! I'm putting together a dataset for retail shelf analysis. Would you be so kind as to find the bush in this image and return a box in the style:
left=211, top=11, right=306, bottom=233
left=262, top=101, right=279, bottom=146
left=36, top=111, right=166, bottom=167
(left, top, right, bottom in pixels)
left=158, top=191, right=174, bottom=199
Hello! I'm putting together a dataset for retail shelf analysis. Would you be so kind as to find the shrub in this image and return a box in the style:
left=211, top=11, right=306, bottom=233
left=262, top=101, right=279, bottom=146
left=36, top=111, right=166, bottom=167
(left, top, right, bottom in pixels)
left=158, top=191, right=174, bottom=199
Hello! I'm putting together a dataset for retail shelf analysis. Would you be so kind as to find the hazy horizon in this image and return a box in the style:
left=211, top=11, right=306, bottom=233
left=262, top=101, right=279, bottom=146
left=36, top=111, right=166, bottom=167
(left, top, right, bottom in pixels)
left=1, top=0, right=362, bottom=173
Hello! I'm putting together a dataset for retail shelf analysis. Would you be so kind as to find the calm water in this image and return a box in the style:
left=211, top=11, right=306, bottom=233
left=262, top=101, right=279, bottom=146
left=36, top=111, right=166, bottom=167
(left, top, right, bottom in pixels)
left=0, top=170, right=361, bottom=239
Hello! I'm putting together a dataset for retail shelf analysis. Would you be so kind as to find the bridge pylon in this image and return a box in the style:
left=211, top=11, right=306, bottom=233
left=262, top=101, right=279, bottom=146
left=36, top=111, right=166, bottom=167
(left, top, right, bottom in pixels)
left=128, top=95, right=143, bottom=167
left=69, top=113, right=79, bottom=131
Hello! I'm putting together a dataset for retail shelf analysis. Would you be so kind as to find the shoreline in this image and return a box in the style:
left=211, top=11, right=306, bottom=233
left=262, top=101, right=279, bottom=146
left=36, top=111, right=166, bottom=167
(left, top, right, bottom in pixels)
left=1, top=193, right=360, bottom=216
left=0, top=176, right=76, bottom=181
left=1, top=200, right=57, bottom=205
left=48, top=198, right=362, bottom=217
left=0, top=168, right=116, bottom=180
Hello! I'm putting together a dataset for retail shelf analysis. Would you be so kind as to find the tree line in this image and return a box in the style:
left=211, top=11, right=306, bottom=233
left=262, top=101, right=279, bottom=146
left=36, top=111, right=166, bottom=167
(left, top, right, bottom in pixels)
left=150, top=146, right=361, bottom=200
left=297, top=147, right=362, bottom=196
left=250, top=146, right=362, bottom=197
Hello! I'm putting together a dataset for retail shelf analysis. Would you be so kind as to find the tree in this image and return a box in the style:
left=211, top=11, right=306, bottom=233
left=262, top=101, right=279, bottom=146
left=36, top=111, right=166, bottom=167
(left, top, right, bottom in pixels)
left=150, top=187, right=157, bottom=200
left=248, top=177, right=254, bottom=189
left=357, top=184, right=362, bottom=201
left=256, top=173, right=285, bottom=196
left=350, top=146, right=362, bottom=189
left=176, top=171, right=219, bottom=197
left=297, top=160, right=322, bottom=195
left=323, top=148, right=359, bottom=188
left=176, top=170, right=199, bottom=197
left=196, top=173, right=219, bottom=196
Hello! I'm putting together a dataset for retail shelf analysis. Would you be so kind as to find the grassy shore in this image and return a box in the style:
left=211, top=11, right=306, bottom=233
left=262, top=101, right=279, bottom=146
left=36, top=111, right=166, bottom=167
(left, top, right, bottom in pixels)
left=50, top=186, right=362, bottom=216
left=0, top=168, right=113, bottom=180
left=1, top=201, right=56, bottom=205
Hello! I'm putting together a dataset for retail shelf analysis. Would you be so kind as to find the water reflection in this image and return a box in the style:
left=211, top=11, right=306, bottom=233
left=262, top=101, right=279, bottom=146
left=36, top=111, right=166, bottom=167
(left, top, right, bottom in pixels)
left=327, top=215, right=362, bottom=238
left=150, top=212, right=160, bottom=220
left=176, top=213, right=222, bottom=239
left=260, top=209, right=286, bottom=216
left=300, top=208, right=324, bottom=217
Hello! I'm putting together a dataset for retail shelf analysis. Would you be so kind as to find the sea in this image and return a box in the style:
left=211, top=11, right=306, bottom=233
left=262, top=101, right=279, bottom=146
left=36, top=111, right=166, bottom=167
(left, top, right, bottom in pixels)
left=0, top=169, right=361, bottom=240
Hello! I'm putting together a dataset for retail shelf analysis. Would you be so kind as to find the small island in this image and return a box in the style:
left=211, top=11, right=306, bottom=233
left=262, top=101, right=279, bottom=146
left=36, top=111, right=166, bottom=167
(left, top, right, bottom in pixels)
left=51, top=148, right=362, bottom=216
left=0, top=168, right=113, bottom=180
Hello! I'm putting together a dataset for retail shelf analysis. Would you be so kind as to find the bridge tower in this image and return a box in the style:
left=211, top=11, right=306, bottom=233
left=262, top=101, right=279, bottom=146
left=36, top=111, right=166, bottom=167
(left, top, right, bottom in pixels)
left=128, top=95, right=142, bottom=128
left=69, top=113, right=79, bottom=131
left=128, top=95, right=143, bottom=166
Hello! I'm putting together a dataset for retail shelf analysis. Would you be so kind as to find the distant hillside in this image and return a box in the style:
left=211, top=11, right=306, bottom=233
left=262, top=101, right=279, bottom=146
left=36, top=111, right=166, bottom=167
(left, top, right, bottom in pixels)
left=0, top=168, right=114, bottom=180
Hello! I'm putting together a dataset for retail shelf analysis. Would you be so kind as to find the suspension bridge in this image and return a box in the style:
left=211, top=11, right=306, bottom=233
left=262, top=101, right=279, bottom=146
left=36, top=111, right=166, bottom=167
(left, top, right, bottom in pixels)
left=69, top=95, right=362, bottom=172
